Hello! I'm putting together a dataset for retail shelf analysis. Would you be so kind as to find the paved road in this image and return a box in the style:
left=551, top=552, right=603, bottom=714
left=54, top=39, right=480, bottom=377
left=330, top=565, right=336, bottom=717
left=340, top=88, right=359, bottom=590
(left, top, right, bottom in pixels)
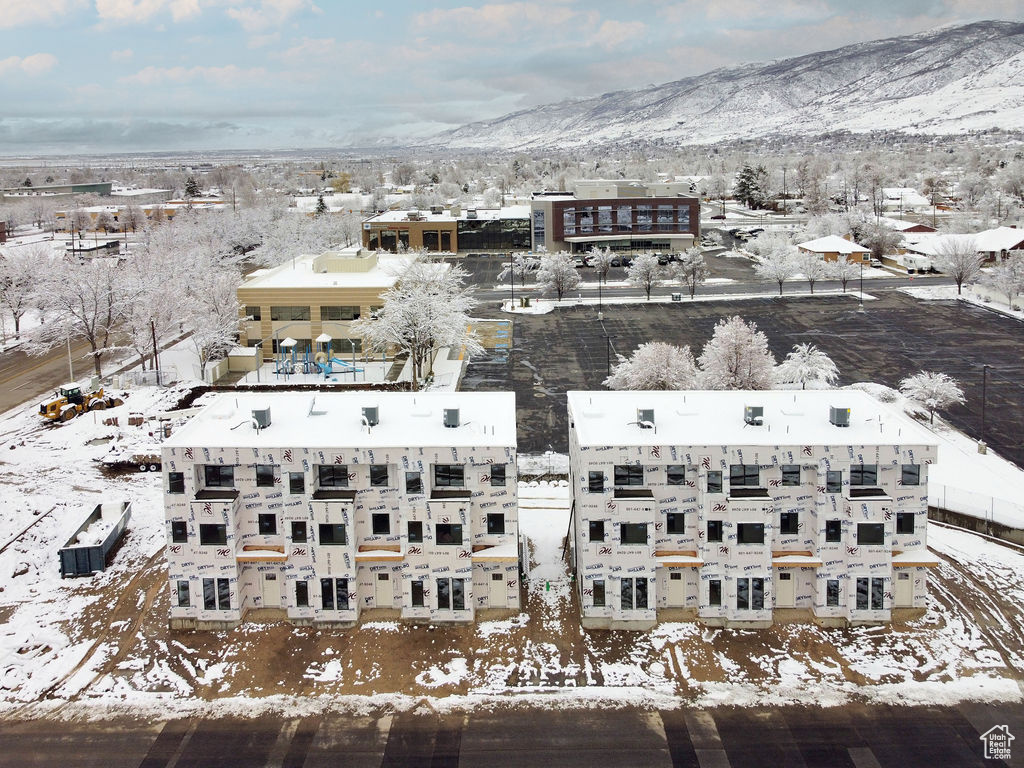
left=1, top=703, right=1019, bottom=767
left=0, top=339, right=97, bottom=415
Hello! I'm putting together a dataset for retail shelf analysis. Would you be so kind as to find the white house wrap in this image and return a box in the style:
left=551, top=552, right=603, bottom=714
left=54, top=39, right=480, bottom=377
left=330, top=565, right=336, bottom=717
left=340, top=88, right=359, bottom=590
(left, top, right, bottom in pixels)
left=163, top=391, right=519, bottom=629
left=567, top=390, right=938, bottom=630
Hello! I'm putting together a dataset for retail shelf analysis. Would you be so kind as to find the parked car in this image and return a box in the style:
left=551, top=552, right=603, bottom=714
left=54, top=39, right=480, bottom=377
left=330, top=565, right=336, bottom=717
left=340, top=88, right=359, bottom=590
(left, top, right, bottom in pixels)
left=610, top=258, right=621, bottom=267
left=620, top=256, right=633, bottom=268
left=657, top=254, right=670, bottom=265
left=870, top=258, right=883, bottom=268
left=710, top=214, right=726, bottom=220
left=573, top=256, right=585, bottom=268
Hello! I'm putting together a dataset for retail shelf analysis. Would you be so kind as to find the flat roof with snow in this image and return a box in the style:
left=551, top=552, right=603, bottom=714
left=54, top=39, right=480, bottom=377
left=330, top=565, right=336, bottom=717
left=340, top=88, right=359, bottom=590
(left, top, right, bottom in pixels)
left=165, top=391, right=517, bottom=450
left=366, top=205, right=529, bottom=224
left=239, top=249, right=426, bottom=290
left=567, top=390, right=937, bottom=449
left=797, top=235, right=870, bottom=254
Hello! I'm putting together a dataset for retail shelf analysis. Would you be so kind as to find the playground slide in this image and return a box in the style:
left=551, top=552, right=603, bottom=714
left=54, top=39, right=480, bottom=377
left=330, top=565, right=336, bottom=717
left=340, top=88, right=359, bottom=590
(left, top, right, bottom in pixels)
left=328, top=357, right=363, bottom=371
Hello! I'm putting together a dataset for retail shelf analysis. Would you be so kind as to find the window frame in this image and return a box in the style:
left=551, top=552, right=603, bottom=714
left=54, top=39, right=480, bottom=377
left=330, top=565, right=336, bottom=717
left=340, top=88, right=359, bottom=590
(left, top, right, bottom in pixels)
left=411, top=580, right=424, bottom=607
left=729, top=464, right=760, bottom=488
left=826, top=579, right=840, bottom=607
left=405, top=471, right=423, bottom=495
left=665, top=512, right=686, bottom=534
left=176, top=580, right=190, bottom=607
left=257, top=513, right=277, bottom=536
left=168, top=471, right=185, bottom=494
left=369, top=464, right=389, bottom=488
left=613, top=464, right=644, bottom=486
left=593, top=580, right=606, bottom=607
left=857, top=522, right=885, bottom=546
left=295, top=581, right=309, bottom=608
left=901, top=464, right=920, bottom=486
left=433, top=464, right=465, bottom=488
left=291, top=521, right=307, bottom=543
left=896, top=512, right=915, bottom=535
left=850, top=464, right=878, bottom=486
left=589, top=520, right=605, bottom=543
left=317, top=464, right=348, bottom=488
left=490, top=464, right=507, bottom=487
left=170, top=520, right=188, bottom=543
left=825, top=519, right=842, bottom=543
left=486, top=513, right=505, bottom=535
left=371, top=513, right=391, bottom=535
left=779, top=511, right=799, bottom=535
left=707, top=471, right=723, bottom=494
left=588, top=471, right=605, bottom=493
left=203, top=464, right=234, bottom=488
left=736, top=522, right=765, bottom=545
left=408, top=520, right=424, bottom=543
left=436, top=523, right=463, bottom=545
left=198, top=523, right=227, bottom=546
left=666, top=465, right=686, bottom=485
left=619, top=522, right=648, bottom=546
left=318, top=523, right=347, bottom=545
left=708, top=579, right=722, bottom=607
left=826, top=470, right=842, bottom=493
left=255, top=464, right=275, bottom=488
left=780, top=465, right=800, bottom=486
left=707, top=519, right=723, bottom=543
left=288, top=472, right=305, bottom=494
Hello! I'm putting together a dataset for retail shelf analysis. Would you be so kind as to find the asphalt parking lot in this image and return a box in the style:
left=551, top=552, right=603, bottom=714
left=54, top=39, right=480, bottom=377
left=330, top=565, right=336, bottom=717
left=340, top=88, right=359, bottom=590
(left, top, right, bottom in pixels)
left=465, top=291, right=1024, bottom=458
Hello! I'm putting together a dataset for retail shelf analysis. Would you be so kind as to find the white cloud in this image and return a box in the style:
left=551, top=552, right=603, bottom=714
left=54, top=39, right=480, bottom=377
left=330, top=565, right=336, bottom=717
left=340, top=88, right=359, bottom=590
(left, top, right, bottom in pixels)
left=589, top=20, right=646, bottom=49
left=225, top=0, right=315, bottom=32
left=413, top=2, right=586, bottom=40
left=119, top=64, right=267, bottom=86
left=0, top=53, right=59, bottom=76
left=0, top=0, right=85, bottom=29
left=95, top=0, right=203, bottom=23
left=111, top=48, right=134, bottom=60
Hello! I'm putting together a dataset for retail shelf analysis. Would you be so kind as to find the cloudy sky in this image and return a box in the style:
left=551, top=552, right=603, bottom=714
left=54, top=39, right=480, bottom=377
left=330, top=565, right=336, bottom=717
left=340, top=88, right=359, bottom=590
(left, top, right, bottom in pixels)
left=0, top=0, right=1019, bottom=154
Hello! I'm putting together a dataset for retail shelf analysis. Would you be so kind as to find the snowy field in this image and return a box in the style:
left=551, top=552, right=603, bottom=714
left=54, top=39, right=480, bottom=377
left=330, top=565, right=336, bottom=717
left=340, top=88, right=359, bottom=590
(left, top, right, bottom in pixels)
left=902, top=283, right=1024, bottom=322
left=0, top=383, right=1023, bottom=721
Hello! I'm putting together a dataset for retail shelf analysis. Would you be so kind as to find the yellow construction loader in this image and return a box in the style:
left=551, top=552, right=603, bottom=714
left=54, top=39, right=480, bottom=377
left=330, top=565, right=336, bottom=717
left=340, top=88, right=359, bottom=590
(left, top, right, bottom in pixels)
left=39, top=384, right=124, bottom=423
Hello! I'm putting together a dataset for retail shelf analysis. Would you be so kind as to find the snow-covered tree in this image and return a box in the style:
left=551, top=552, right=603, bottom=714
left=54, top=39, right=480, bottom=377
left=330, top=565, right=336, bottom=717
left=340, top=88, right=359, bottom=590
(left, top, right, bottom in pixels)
left=672, top=247, right=708, bottom=299
left=753, top=244, right=798, bottom=296
left=184, top=176, right=201, bottom=199
left=29, top=257, right=127, bottom=377
left=899, top=371, right=965, bottom=424
left=588, top=246, right=615, bottom=283
left=979, top=253, right=1024, bottom=308
left=697, top=315, right=776, bottom=390
left=121, top=203, right=145, bottom=233
left=0, top=245, right=45, bottom=338
left=627, top=252, right=662, bottom=300
left=352, top=260, right=483, bottom=389
left=314, top=194, right=328, bottom=217
left=535, top=251, right=580, bottom=301
left=94, top=209, right=114, bottom=234
left=797, top=251, right=827, bottom=294
left=933, top=237, right=981, bottom=295
left=186, top=268, right=241, bottom=380
left=826, top=254, right=859, bottom=293
left=776, top=343, right=839, bottom=389
left=604, top=342, right=698, bottom=390
left=497, top=253, right=539, bottom=286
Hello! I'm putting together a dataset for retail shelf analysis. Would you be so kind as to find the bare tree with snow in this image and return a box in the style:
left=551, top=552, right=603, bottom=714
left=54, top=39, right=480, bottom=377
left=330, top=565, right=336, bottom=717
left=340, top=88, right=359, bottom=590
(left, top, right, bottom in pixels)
left=979, top=254, right=1024, bottom=308
left=826, top=254, right=859, bottom=293
left=672, top=247, right=708, bottom=299
left=604, top=342, right=698, bottom=390
left=753, top=244, right=799, bottom=296
left=0, top=244, right=46, bottom=338
left=933, top=237, right=981, bottom=295
left=899, top=371, right=965, bottom=424
left=497, top=253, right=539, bottom=286
left=776, top=343, right=839, bottom=389
left=697, top=315, right=776, bottom=390
left=627, top=252, right=663, bottom=300
left=535, top=251, right=581, bottom=301
left=353, top=260, right=482, bottom=389
left=588, top=246, right=615, bottom=283
left=29, top=257, right=127, bottom=377
left=797, top=251, right=827, bottom=294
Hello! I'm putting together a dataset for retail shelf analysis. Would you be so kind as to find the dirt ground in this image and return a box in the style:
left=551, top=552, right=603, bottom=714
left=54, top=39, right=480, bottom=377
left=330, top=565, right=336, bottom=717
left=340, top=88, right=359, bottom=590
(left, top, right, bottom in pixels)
left=18, top=517, right=1021, bottom=714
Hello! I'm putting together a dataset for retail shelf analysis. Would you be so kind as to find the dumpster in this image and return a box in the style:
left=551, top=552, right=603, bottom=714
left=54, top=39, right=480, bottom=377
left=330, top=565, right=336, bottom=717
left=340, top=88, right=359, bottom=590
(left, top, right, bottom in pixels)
left=58, top=501, right=132, bottom=577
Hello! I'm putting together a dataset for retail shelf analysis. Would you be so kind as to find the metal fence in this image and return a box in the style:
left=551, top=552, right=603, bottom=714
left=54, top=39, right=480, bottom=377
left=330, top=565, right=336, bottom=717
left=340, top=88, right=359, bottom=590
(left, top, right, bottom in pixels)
left=929, top=482, right=1024, bottom=529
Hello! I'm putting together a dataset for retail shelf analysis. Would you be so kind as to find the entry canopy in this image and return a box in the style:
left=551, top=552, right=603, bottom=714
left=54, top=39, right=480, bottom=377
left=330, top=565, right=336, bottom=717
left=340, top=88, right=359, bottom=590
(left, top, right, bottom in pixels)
left=315, top=333, right=332, bottom=343
left=280, top=337, right=297, bottom=348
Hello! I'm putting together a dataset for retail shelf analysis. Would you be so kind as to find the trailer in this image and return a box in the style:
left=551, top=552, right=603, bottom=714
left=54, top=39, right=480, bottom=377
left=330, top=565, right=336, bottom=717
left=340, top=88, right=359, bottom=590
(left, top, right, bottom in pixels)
left=58, top=501, right=132, bottom=578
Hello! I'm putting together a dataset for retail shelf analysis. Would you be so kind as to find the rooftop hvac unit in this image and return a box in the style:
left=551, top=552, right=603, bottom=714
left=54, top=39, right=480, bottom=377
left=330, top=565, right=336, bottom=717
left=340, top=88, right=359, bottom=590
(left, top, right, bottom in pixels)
left=443, top=408, right=460, bottom=428
left=251, top=406, right=271, bottom=430
left=637, top=408, right=655, bottom=428
left=429, top=205, right=443, bottom=215
left=744, top=405, right=764, bottom=426
left=466, top=209, right=478, bottom=219
left=362, top=406, right=379, bottom=427
left=830, top=406, right=850, bottom=427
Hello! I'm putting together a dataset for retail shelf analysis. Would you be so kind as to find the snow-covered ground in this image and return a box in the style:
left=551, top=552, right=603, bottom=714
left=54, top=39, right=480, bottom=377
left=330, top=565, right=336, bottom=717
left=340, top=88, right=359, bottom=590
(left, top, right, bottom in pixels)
left=503, top=290, right=876, bottom=315
left=902, top=284, right=1024, bottom=323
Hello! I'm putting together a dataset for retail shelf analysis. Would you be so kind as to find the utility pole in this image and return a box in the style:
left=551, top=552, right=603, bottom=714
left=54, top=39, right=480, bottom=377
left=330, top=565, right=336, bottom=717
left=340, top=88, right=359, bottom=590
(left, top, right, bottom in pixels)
left=981, top=364, right=990, bottom=446
left=151, top=319, right=161, bottom=386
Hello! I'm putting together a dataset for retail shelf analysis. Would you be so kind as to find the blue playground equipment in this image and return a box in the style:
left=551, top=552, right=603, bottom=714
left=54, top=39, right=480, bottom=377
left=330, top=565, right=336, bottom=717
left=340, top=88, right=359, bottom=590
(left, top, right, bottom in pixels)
left=313, top=336, right=364, bottom=379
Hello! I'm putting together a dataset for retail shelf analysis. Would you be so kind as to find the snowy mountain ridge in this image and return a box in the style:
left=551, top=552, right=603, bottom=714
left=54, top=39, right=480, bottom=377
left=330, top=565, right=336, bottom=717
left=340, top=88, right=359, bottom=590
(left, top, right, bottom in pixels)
left=431, top=21, right=1024, bottom=150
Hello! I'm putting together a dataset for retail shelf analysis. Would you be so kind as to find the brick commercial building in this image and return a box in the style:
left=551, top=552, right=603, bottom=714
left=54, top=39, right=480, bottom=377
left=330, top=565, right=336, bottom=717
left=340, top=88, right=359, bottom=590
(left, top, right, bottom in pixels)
left=163, top=391, right=519, bottom=629
left=531, top=180, right=700, bottom=254
left=567, top=390, right=938, bottom=630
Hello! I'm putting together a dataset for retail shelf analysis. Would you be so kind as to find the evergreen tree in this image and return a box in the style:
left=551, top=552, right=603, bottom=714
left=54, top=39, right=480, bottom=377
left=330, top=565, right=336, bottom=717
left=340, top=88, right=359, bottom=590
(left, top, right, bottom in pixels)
left=184, top=176, right=201, bottom=198
left=314, top=194, right=328, bottom=217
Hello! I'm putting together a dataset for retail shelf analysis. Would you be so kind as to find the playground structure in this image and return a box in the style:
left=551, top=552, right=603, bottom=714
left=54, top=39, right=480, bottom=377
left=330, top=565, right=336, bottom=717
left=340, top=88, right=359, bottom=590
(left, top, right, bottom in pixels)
left=274, top=334, right=366, bottom=380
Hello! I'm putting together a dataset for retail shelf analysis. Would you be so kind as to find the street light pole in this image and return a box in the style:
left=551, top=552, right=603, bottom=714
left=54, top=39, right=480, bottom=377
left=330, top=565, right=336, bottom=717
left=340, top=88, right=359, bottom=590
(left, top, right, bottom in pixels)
left=66, top=336, right=74, bottom=381
left=598, top=272, right=603, bottom=321
left=858, top=261, right=865, bottom=313
left=981, top=364, right=990, bottom=446
left=605, top=334, right=615, bottom=378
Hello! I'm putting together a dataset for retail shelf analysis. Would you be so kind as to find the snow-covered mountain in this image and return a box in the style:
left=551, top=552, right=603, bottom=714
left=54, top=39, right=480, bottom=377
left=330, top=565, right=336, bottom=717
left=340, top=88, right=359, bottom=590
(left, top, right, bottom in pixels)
left=432, top=21, right=1024, bottom=150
